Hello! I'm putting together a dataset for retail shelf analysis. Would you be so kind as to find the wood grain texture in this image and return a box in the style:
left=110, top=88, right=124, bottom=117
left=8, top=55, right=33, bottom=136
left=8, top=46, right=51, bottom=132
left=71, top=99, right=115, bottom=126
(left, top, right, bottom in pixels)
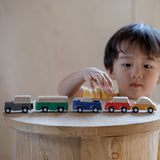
left=81, top=132, right=159, bottom=160
left=16, top=130, right=159, bottom=160
left=16, top=131, right=80, bottom=160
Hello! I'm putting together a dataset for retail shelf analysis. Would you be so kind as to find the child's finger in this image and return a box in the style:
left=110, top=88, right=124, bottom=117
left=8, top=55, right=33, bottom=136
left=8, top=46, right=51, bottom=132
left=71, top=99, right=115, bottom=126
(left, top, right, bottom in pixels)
left=100, top=73, right=112, bottom=88
left=100, top=74, right=114, bottom=94
left=103, top=85, right=114, bottom=94
left=103, top=73, right=114, bottom=87
left=87, top=74, right=95, bottom=89
left=91, top=73, right=103, bottom=88
left=102, top=77, right=113, bottom=93
left=90, top=81, right=95, bottom=89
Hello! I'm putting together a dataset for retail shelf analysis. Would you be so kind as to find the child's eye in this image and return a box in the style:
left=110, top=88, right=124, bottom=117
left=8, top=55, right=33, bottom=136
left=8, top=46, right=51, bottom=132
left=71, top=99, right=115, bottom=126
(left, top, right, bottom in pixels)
left=122, top=64, right=131, bottom=67
left=144, top=64, right=152, bottom=69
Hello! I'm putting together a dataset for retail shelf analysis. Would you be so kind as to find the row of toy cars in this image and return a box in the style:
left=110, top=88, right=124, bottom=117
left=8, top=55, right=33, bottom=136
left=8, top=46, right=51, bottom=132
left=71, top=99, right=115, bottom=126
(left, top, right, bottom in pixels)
left=4, top=95, right=157, bottom=114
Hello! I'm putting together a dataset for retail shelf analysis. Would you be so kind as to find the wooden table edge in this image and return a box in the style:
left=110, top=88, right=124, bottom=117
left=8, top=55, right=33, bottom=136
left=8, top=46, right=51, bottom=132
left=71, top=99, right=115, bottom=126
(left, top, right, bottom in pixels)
left=2, top=113, right=160, bottom=137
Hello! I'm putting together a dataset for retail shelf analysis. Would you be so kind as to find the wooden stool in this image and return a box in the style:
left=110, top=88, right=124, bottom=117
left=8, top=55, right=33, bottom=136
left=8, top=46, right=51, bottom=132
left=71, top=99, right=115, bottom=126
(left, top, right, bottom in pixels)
left=2, top=106, right=160, bottom=160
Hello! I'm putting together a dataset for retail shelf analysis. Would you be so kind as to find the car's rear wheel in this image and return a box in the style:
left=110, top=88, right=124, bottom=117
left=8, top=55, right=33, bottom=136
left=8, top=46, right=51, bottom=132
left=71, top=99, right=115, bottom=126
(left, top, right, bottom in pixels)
left=133, top=107, right=139, bottom=113
left=108, top=107, right=114, bottom=113
left=93, top=107, right=98, bottom=113
left=42, top=107, right=48, bottom=113
left=5, top=108, right=11, bottom=114
left=77, top=107, right=83, bottom=113
left=148, top=107, right=154, bottom=113
left=22, top=107, right=28, bottom=113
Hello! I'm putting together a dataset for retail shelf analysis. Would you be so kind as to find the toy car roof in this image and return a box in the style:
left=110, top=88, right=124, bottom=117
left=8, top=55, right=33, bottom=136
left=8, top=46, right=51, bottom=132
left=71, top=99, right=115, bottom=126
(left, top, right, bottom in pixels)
left=14, top=95, right=31, bottom=103
left=36, top=96, right=68, bottom=102
left=136, top=96, right=154, bottom=105
left=73, top=97, right=93, bottom=102
left=111, top=96, right=130, bottom=103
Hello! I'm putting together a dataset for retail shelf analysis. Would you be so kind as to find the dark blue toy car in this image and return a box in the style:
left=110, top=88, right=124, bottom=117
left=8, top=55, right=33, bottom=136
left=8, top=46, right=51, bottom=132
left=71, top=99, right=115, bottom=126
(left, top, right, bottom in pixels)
left=73, top=97, right=102, bottom=113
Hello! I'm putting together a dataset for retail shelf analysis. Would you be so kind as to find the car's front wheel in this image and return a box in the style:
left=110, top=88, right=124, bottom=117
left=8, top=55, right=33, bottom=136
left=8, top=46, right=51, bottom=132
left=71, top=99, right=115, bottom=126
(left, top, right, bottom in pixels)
left=58, top=107, right=64, bottom=113
left=121, top=107, right=127, bottom=113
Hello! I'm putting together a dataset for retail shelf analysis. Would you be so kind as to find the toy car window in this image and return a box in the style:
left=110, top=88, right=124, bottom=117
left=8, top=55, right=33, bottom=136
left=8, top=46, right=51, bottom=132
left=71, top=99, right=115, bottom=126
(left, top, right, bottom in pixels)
left=137, top=98, right=153, bottom=105
left=14, top=95, right=31, bottom=103
left=80, top=97, right=92, bottom=102
left=111, top=97, right=129, bottom=103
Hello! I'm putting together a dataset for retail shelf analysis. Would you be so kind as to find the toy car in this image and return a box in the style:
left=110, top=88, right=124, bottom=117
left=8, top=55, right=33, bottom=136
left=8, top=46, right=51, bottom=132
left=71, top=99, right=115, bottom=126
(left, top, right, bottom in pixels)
left=73, top=97, right=102, bottom=113
left=105, top=97, right=131, bottom=113
left=35, top=96, right=68, bottom=113
left=131, top=96, right=157, bottom=113
left=4, top=95, right=33, bottom=113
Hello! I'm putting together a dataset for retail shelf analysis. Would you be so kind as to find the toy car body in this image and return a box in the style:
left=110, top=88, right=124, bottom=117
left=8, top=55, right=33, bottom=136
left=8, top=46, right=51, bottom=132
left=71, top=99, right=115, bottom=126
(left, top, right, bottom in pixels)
left=4, top=95, right=33, bottom=113
left=130, top=96, right=157, bottom=113
left=35, top=96, right=68, bottom=113
left=105, top=97, right=131, bottom=113
left=73, top=97, right=102, bottom=113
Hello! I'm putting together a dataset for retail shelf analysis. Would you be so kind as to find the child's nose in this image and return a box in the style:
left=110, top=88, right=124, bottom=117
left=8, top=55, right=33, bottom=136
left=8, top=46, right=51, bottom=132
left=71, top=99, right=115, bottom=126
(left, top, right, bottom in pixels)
left=131, top=74, right=143, bottom=79
left=130, top=67, right=143, bottom=79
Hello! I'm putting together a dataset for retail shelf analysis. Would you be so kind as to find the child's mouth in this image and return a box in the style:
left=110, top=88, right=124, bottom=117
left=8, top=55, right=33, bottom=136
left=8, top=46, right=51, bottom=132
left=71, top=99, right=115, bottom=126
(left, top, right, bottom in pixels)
left=130, top=83, right=142, bottom=88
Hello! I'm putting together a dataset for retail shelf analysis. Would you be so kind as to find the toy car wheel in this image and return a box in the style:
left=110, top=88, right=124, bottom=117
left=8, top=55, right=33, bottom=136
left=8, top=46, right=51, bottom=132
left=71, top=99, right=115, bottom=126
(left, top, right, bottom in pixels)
left=77, top=107, right=83, bottom=113
left=5, top=108, right=11, bottom=114
left=58, top=107, right=64, bottom=113
left=22, top=107, right=28, bottom=113
left=42, top=107, right=48, bottom=113
left=133, top=107, right=139, bottom=113
left=148, top=107, right=154, bottom=113
left=121, top=107, right=127, bottom=113
left=93, top=107, right=98, bottom=113
left=108, top=107, right=114, bottom=113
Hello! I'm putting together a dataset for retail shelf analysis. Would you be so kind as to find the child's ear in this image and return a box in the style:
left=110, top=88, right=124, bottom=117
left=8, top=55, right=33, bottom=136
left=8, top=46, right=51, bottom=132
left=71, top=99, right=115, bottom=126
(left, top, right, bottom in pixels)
left=108, top=69, right=116, bottom=80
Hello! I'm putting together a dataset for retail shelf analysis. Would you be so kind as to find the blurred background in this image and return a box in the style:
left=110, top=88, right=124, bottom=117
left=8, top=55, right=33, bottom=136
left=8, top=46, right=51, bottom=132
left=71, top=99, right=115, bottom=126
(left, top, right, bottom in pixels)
left=0, top=0, right=160, bottom=159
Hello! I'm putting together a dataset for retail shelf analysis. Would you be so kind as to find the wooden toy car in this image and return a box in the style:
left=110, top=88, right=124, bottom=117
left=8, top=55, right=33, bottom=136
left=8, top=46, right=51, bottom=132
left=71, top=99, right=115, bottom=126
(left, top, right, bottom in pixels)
left=4, top=95, right=33, bottom=113
left=35, top=96, right=68, bottom=113
left=73, top=97, right=102, bottom=113
left=131, top=96, right=157, bottom=113
left=105, top=97, right=131, bottom=113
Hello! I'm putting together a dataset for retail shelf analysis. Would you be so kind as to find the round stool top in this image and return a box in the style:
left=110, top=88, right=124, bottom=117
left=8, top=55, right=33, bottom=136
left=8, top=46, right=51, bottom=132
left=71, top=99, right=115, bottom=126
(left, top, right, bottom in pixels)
left=2, top=104, right=160, bottom=137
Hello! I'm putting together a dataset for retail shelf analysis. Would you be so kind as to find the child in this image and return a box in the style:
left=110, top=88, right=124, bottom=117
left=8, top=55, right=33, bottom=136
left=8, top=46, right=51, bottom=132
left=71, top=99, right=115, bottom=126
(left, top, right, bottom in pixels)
left=58, top=23, right=160, bottom=100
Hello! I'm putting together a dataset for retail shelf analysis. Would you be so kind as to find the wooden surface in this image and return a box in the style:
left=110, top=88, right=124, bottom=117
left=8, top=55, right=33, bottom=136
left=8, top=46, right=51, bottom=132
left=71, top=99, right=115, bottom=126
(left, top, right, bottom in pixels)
left=15, top=130, right=159, bottom=160
left=2, top=103, right=160, bottom=160
left=2, top=103, right=160, bottom=137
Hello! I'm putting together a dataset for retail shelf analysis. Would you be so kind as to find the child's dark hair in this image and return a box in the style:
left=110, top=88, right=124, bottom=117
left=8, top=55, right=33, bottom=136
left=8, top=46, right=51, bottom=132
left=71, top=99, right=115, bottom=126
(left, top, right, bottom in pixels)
left=104, top=23, right=160, bottom=72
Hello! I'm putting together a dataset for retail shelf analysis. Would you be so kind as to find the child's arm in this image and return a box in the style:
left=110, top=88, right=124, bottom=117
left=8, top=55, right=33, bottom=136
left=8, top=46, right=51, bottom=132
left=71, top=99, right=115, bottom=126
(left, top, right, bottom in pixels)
left=57, top=67, right=114, bottom=97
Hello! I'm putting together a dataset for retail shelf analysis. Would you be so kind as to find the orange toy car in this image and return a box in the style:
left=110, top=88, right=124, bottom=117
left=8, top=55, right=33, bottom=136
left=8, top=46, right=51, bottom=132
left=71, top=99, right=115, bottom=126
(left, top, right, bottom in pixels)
left=131, top=96, right=157, bottom=113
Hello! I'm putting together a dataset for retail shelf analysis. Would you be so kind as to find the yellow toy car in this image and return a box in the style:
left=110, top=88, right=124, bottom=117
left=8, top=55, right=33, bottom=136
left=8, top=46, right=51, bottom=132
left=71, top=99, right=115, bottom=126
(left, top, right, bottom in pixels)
left=131, top=96, right=157, bottom=113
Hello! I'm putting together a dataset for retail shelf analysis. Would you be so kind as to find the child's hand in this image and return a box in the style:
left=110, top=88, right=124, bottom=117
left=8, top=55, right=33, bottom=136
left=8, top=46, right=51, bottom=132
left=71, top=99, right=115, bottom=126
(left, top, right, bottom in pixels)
left=82, top=67, right=114, bottom=94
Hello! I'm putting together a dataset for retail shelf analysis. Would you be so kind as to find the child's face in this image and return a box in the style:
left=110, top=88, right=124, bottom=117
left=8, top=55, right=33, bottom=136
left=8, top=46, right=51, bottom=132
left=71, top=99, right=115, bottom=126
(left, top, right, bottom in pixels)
left=110, top=48, right=160, bottom=100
